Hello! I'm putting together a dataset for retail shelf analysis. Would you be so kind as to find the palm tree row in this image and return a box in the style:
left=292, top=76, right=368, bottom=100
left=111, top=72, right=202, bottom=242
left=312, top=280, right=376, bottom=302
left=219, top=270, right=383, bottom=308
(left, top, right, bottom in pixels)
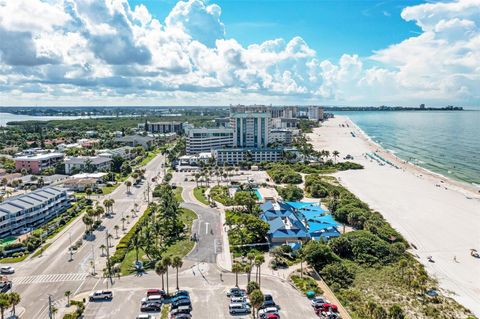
left=155, top=255, right=184, bottom=295
left=232, top=253, right=266, bottom=288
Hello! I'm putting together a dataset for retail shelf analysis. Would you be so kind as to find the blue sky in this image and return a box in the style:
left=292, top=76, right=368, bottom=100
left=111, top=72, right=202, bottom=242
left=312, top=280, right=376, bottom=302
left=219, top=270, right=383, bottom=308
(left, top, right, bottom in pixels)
left=0, top=0, right=478, bottom=107
left=128, top=0, right=424, bottom=60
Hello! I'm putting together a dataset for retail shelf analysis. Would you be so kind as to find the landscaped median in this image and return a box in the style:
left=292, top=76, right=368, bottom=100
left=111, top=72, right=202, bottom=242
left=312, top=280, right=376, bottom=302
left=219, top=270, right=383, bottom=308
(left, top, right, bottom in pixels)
left=109, top=183, right=197, bottom=276
left=193, top=186, right=209, bottom=205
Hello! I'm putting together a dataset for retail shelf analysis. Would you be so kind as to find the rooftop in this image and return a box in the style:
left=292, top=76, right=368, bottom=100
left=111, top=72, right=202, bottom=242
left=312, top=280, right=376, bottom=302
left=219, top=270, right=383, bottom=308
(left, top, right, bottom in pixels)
left=0, top=187, right=67, bottom=215
left=14, top=152, right=64, bottom=161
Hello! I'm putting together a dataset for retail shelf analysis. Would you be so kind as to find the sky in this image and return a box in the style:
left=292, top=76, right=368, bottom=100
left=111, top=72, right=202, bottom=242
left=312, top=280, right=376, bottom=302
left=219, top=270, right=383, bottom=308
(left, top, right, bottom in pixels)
left=0, top=0, right=479, bottom=107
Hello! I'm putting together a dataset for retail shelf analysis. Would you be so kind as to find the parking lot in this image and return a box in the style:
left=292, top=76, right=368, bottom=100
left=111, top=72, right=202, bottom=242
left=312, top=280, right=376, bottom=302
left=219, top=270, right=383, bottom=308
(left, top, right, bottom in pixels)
left=83, top=262, right=315, bottom=318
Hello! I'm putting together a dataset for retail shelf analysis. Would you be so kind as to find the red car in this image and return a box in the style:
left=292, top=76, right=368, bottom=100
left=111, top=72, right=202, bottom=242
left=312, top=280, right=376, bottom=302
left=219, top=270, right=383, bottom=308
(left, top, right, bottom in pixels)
left=147, top=289, right=165, bottom=297
left=314, top=303, right=338, bottom=314
left=266, top=314, right=280, bottom=319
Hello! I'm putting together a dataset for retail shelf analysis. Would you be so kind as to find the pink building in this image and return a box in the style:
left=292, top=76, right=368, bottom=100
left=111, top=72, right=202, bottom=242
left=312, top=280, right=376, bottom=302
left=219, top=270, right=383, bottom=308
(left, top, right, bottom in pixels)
left=14, top=153, right=64, bottom=174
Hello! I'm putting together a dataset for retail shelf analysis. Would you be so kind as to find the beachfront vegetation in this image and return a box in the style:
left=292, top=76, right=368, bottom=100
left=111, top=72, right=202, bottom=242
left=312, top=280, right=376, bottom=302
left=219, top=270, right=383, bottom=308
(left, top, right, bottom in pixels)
left=291, top=274, right=323, bottom=295
left=276, top=185, right=304, bottom=201
left=267, top=164, right=303, bottom=184
left=301, top=174, right=474, bottom=319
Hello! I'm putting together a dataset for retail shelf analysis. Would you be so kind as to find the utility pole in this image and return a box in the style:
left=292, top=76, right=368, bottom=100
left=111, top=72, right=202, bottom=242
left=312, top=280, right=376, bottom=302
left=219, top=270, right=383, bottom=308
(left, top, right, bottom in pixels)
left=146, top=181, right=151, bottom=204
left=91, top=244, right=96, bottom=275
left=48, top=295, right=53, bottom=319
left=105, top=230, right=112, bottom=285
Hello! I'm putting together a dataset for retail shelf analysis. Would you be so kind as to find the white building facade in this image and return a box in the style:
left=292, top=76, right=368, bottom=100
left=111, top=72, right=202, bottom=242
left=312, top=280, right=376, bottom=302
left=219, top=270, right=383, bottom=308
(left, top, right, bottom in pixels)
left=186, top=127, right=234, bottom=155
left=0, top=187, right=70, bottom=238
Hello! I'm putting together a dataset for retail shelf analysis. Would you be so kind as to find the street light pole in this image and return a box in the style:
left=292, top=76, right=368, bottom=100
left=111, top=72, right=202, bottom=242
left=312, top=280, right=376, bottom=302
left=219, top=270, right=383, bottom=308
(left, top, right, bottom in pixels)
left=91, top=244, right=96, bottom=275
left=68, top=232, right=73, bottom=261
left=105, top=230, right=112, bottom=285
left=48, top=295, right=53, bottom=319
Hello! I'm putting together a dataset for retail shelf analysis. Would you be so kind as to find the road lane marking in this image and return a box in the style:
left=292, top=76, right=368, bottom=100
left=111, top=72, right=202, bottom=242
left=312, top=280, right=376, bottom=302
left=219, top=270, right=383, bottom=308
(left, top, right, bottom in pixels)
left=12, top=272, right=89, bottom=285
left=205, top=222, right=209, bottom=235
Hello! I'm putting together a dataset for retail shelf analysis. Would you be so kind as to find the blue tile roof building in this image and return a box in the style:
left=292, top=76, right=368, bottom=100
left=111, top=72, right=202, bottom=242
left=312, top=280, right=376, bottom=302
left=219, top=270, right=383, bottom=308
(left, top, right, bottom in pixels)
left=260, top=200, right=341, bottom=245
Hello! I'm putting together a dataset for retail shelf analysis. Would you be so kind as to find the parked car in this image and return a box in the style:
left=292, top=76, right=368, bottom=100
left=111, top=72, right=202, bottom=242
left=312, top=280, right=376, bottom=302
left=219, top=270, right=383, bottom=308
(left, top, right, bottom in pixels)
left=264, top=314, right=280, bottom=319
left=229, top=302, right=251, bottom=314
left=141, top=295, right=162, bottom=306
left=226, top=287, right=246, bottom=297
left=89, top=290, right=113, bottom=301
left=230, top=296, right=250, bottom=305
left=171, top=299, right=192, bottom=310
left=170, top=295, right=189, bottom=303
left=136, top=314, right=156, bottom=319
left=311, top=297, right=330, bottom=307
left=174, top=290, right=189, bottom=297
left=0, top=266, right=14, bottom=274
left=263, top=294, right=273, bottom=302
left=147, top=289, right=166, bottom=297
left=314, top=303, right=338, bottom=314
left=258, top=307, right=279, bottom=318
left=172, top=314, right=191, bottom=319
left=141, top=302, right=161, bottom=312
left=170, top=305, right=191, bottom=317
left=259, top=300, right=277, bottom=310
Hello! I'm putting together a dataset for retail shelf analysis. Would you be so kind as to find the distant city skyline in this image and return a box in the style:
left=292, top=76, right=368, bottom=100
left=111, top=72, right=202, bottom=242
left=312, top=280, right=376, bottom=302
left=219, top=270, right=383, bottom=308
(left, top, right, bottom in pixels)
left=0, top=0, right=479, bottom=107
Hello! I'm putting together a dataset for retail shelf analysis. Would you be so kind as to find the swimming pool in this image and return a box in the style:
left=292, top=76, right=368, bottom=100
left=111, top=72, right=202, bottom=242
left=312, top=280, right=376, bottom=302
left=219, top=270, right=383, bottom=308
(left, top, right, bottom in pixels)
left=254, top=189, right=263, bottom=201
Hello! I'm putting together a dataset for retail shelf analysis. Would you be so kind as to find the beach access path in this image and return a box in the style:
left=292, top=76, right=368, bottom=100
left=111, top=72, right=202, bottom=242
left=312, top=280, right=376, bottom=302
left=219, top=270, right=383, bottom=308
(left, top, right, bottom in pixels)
left=308, top=116, right=480, bottom=316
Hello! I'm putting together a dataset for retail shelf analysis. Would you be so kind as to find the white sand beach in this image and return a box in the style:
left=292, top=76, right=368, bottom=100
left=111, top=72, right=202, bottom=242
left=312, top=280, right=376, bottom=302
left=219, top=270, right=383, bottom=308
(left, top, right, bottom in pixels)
left=308, top=116, right=480, bottom=316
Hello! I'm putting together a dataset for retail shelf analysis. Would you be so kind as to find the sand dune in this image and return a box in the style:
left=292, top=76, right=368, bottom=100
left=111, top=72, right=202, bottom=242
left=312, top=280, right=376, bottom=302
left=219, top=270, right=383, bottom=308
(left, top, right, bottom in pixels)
left=308, top=116, right=480, bottom=316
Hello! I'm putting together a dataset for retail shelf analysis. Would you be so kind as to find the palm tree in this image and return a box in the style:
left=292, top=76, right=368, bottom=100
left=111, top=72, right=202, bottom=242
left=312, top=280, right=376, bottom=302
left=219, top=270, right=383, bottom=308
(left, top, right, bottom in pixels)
left=254, top=255, right=265, bottom=287
left=162, top=256, right=172, bottom=294
left=155, top=261, right=167, bottom=291
left=0, top=293, right=10, bottom=319
left=9, top=292, right=20, bottom=316
left=99, top=244, right=106, bottom=257
left=107, top=233, right=114, bottom=247
left=249, top=289, right=264, bottom=318
left=82, top=215, right=93, bottom=235
left=172, top=256, right=183, bottom=290
left=131, top=233, right=141, bottom=263
left=64, top=290, right=71, bottom=306
left=125, top=180, right=132, bottom=193
left=95, top=206, right=104, bottom=221
left=121, top=217, right=126, bottom=231
left=114, top=225, right=120, bottom=238
left=85, top=187, right=92, bottom=198
left=232, top=262, right=243, bottom=288
left=333, top=150, right=340, bottom=163
left=244, top=263, right=252, bottom=284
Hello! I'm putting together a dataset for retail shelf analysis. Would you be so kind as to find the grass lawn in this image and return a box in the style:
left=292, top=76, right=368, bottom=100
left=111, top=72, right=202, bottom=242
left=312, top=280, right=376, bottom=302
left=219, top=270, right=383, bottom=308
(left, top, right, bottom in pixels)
left=137, top=149, right=160, bottom=167
left=0, top=254, right=28, bottom=263
left=119, top=208, right=197, bottom=276
left=193, top=186, right=209, bottom=205
left=102, top=184, right=118, bottom=195
left=31, top=243, right=52, bottom=258
left=174, top=187, right=184, bottom=203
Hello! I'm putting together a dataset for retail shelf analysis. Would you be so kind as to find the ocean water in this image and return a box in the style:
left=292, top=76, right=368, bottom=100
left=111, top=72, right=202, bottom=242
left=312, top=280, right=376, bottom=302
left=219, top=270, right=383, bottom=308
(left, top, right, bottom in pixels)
left=333, top=111, right=480, bottom=186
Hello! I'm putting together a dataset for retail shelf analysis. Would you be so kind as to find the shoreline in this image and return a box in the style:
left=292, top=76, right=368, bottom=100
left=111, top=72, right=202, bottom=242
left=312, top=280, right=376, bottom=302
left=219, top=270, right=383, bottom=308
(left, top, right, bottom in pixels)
left=308, top=115, right=480, bottom=316
left=345, top=118, right=480, bottom=200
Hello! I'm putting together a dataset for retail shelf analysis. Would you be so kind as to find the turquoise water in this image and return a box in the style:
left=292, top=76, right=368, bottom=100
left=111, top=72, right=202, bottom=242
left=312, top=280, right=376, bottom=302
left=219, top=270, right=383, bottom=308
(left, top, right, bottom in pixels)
left=254, top=189, right=263, bottom=201
left=333, top=111, right=480, bottom=185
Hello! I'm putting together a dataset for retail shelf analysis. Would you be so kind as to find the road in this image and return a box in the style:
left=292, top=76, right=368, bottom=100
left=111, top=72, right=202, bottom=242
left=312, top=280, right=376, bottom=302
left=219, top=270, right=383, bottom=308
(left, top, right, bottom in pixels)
left=7, top=153, right=166, bottom=319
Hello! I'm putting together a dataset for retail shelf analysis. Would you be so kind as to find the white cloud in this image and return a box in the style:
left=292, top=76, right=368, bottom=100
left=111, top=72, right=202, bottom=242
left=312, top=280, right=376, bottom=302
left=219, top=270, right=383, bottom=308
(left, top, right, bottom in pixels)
left=0, top=0, right=479, bottom=106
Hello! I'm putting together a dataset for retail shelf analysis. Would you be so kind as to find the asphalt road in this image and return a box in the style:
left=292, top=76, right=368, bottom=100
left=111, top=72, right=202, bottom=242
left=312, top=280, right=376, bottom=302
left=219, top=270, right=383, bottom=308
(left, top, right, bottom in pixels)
left=7, top=153, right=166, bottom=319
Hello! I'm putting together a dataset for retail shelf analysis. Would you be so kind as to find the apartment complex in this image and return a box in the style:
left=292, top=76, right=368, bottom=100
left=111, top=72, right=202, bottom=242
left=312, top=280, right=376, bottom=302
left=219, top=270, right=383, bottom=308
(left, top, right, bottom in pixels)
left=213, top=148, right=284, bottom=165
left=0, top=187, right=70, bottom=238
left=186, top=127, right=234, bottom=155
left=14, top=153, right=64, bottom=174
left=141, top=121, right=183, bottom=134
left=230, top=105, right=271, bottom=148
left=64, top=156, right=112, bottom=175
left=308, top=105, right=324, bottom=121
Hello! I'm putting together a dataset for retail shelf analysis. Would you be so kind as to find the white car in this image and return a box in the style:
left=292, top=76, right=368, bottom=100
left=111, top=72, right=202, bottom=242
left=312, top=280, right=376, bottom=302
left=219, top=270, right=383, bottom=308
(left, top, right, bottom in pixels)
left=258, top=307, right=279, bottom=317
left=136, top=315, right=155, bottom=319
left=0, top=266, right=14, bottom=274
left=230, top=296, right=250, bottom=305
left=89, top=290, right=113, bottom=301
left=311, top=296, right=330, bottom=307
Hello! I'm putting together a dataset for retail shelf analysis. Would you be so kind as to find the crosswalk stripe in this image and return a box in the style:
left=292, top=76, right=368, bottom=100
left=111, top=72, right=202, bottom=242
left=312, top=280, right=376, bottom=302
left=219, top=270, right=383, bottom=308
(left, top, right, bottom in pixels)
left=12, top=273, right=88, bottom=285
